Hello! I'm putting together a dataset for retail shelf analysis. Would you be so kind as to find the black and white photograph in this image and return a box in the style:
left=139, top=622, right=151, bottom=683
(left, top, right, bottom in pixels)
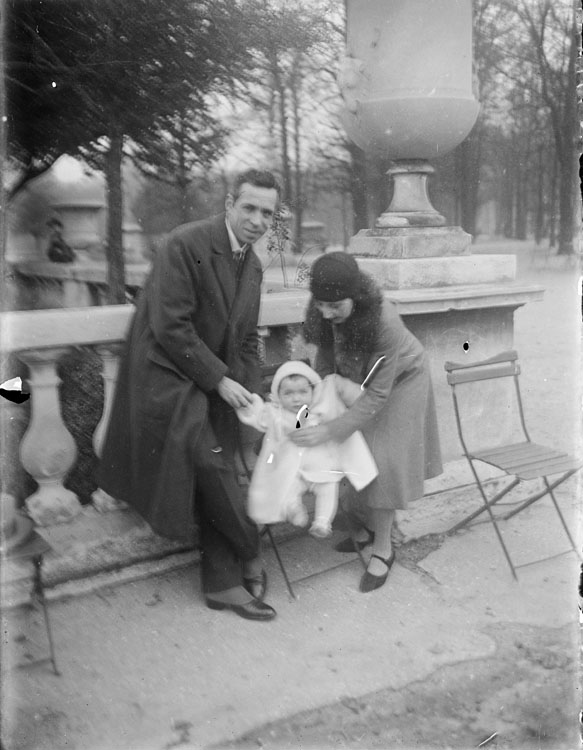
left=0, top=0, right=581, bottom=748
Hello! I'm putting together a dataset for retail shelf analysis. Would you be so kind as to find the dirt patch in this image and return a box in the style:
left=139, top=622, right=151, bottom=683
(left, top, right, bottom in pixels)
left=216, top=622, right=580, bottom=750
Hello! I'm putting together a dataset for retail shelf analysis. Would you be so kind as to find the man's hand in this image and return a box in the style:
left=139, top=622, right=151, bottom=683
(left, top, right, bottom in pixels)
left=288, top=424, right=331, bottom=447
left=217, top=376, right=254, bottom=409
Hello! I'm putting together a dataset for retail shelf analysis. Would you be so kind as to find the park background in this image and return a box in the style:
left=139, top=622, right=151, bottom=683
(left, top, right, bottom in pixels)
left=2, top=0, right=579, bottom=287
left=0, top=2, right=582, bottom=748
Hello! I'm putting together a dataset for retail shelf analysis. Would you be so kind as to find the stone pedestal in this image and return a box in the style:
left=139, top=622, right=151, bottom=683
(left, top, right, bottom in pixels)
left=348, top=227, right=543, bottom=462
left=351, top=226, right=471, bottom=259
left=358, top=254, right=516, bottom=289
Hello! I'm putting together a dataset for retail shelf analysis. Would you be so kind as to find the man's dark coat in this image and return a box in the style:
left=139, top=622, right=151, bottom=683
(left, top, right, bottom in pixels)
left=98, top=214, right=263, bottom=542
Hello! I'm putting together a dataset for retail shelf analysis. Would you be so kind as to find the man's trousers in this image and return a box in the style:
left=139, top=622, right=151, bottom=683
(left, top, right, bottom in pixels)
left=193, top=398, right=259, bottom=595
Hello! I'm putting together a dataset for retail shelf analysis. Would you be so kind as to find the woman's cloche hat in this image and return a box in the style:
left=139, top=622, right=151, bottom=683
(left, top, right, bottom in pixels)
left=309, top=252, right=360, bottom=302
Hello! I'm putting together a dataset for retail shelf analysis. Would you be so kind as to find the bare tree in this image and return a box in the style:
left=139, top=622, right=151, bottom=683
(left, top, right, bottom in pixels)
left=498, top=0, right=579, bottom=253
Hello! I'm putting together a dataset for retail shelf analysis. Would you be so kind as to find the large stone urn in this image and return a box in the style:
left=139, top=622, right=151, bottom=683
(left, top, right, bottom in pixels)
left=339, top=0, right=542, bottom=464
left=340, top=0, right=479, bottom=227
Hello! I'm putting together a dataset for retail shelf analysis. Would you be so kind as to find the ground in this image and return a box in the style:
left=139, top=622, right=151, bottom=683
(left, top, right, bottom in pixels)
left=215, top=529, right=580, bottom=750
left=218, top=244, right=582, bottom=750
left=1, top=240, right=580, bottom=750
left=220, top=621, right=578, bottom=750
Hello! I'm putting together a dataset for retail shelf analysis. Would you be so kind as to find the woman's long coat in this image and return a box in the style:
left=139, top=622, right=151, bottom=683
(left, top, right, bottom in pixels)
left=313, top=300, right=443, bottom=510
left=98, top=214, right=263, bottom=542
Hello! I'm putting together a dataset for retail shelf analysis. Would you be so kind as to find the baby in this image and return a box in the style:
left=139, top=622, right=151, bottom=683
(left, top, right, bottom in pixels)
left=236, top=360, right=377, bottom=538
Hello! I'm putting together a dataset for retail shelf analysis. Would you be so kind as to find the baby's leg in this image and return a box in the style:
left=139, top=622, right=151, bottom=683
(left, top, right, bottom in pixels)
left=309, top=483, right=338, bottom=538
left=285, top=477, right=309, bottom=527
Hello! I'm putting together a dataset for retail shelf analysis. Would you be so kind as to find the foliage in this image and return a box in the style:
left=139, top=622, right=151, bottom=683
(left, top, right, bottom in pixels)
left=5, top=0, right=265, bottom=300
left=238, top=0, right=344, bottom=251
left=6, top=0, right=239, bottom=193
left=57, top=348, right=103, bottom=503
left=5, top=0, right=578, bottom=262
left=468, top=0, right=577, bottom=247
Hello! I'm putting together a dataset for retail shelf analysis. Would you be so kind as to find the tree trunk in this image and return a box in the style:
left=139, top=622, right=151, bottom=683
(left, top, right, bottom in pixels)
left=105, top=129, right=126, bottom=304
left=272, top=60, right=292, bottom=204
left=291, top=73, right=303, bottom=256
left=458, top=125, right=481, bottom=236
left=502, top=144, right=514, bottom=238
left=177, top=116, right=190, bottom=224
left=548, top=157, right=558, bottom=248
left=452, top=148, right=462, bottom=227
left=556, top=8, right=578, bottom=255
left=514, top=155, right=527, bottom=241
left=534, top=145, right=545, bottom=245
left=556, top=151, right=576, bottom=255
left=341, top=191, right=350, bottom=249
left=347, top=142, right=368, bottom=232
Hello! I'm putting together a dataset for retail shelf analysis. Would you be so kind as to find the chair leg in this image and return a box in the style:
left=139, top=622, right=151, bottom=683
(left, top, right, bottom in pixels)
left=503, top=471, right=577, bottom=520
left=447, top=476, right=520, bottom=533
left=263, top=525, right=296, bottom=599
left=543, top=477, right=581, bottom=557
left=460, top=460, right=518, bottom=579
left=478, top=488, right=518, bottom=580
left=32, top=554, right=60, bottom=676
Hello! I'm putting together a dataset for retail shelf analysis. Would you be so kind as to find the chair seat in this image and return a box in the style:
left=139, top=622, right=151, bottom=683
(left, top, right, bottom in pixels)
left=470, top=441, right=582, bottom=480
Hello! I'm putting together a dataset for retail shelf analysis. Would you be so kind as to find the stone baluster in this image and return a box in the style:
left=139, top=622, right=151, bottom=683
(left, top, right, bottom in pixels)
left=92, top=344, right=121, bottom=457
left=91, top=344, right=128, bottom=512
left=19, top=348, right=82, bottom=526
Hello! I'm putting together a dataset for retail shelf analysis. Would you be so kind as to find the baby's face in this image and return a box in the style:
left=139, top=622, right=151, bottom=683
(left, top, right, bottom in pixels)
left=278, top=376, right=314, bottom=414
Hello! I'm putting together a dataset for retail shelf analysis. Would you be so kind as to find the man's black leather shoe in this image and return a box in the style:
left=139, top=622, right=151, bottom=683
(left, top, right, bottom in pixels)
left=206, top=597, right=276, bottom=621
left=243, top=569, right=267, bottom=601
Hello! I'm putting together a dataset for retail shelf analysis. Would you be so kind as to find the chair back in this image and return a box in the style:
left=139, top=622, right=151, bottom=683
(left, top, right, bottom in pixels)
left=445, top=349, right=520, bottom=385
left=444, top=350, right=530, bottom=454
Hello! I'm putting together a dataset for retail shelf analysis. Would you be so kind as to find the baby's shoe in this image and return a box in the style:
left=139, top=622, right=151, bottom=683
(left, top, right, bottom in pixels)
left=288, top=504, right=308, bottom=527
left=309, top=520, right=332, bottom=539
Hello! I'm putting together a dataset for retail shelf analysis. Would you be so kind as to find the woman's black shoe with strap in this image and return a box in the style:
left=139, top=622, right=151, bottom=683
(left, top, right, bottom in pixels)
left=359, top=550, right=396, bottom=593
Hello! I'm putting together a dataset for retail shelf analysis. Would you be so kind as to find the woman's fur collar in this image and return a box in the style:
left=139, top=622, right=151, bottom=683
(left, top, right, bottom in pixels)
left=303, top=272, right=383, bottom=354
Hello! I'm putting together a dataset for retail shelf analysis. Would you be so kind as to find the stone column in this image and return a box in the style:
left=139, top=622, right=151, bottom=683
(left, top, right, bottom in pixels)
left=19, top=348, right=82, bottom=525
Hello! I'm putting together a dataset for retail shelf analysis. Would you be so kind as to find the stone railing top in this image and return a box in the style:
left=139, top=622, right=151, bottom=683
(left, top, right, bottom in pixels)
left=0, top=283, right=543, bottom=354
left=13, top=260, right=150, bottom=283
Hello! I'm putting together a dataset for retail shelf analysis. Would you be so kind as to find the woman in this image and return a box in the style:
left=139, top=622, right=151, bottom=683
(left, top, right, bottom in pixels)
left=289, top=252, right=443, bottom=592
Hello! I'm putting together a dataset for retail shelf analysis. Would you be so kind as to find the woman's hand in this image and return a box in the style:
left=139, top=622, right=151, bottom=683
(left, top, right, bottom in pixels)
left=288, top=424, right=331, bottom=447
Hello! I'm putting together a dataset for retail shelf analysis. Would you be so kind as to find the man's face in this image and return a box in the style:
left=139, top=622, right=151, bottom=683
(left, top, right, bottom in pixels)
left=225, top=183, right=278, bottom=246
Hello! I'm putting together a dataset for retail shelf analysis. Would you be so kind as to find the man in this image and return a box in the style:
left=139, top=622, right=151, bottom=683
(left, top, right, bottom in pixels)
left=98, top=169, right=280, bottom=621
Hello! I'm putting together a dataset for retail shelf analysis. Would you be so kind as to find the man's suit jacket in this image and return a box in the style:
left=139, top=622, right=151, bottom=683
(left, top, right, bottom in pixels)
left=98, top=213, right=263, bottom=542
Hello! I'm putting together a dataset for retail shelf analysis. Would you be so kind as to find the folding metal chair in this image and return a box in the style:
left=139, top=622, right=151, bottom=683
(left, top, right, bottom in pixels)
left=444, top=349, right=581, bottom=579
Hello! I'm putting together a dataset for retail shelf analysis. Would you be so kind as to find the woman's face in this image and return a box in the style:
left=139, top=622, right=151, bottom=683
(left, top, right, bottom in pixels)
left=315, top=298, right=354, bottom=325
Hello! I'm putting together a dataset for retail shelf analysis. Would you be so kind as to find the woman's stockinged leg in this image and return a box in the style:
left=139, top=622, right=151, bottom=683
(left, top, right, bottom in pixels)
left=368, top=508, right=395, bottom=575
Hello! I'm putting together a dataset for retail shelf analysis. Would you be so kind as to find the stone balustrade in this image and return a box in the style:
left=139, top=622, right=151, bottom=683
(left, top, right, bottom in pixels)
left=1, top=280, right=543, bottom=530
left=1, top=293, right=312, bottom=528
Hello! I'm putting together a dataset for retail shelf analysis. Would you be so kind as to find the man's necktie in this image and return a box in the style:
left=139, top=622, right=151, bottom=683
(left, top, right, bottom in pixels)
left=234, top=244, right=249, bottom=280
